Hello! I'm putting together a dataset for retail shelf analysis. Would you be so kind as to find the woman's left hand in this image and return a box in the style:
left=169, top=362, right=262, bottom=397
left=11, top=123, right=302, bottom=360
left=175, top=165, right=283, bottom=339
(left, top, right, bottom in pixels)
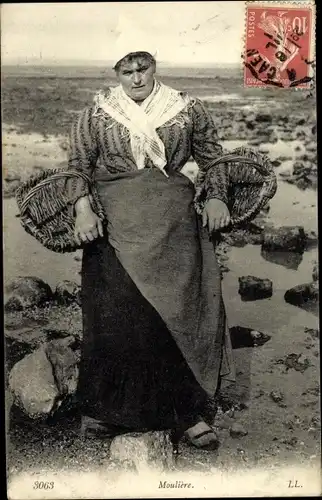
left=202, top=198, right=231, bottom=233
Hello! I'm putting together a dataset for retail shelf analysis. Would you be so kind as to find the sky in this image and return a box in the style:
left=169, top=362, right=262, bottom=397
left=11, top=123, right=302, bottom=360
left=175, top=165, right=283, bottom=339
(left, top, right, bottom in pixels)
left=1, top=2, right=246, bottom=65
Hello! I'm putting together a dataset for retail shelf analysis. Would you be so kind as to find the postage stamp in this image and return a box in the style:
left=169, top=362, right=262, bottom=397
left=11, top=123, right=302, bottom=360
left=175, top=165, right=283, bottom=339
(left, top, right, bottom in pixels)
left=244, top=1, right=315, bottom=88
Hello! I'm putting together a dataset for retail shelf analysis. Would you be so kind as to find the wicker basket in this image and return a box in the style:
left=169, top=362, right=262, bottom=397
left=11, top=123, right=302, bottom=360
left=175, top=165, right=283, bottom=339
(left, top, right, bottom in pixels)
left=195, top=146, right=277, bottom=226
left=15, top=169, right=106, bottom=253
left=15, top=148, right=277, bottom=253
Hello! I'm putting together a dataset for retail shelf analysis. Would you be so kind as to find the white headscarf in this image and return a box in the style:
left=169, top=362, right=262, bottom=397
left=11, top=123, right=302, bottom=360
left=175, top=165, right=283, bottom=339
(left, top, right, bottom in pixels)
left=112, top=15, right=158, bottom=67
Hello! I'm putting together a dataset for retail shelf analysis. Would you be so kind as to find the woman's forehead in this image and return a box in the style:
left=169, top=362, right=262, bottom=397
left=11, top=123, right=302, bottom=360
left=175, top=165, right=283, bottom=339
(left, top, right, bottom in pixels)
left=119, top=58, right=151, bottom=72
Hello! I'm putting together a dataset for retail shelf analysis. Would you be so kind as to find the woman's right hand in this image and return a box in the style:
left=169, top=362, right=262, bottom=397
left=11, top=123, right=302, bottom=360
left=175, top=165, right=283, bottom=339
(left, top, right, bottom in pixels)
left=74, top=196, right=104, bottom=245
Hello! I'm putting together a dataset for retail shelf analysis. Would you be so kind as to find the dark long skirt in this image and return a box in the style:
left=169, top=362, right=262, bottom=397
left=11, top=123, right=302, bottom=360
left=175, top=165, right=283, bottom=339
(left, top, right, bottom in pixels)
left=76, top=168, right=234, bottom=431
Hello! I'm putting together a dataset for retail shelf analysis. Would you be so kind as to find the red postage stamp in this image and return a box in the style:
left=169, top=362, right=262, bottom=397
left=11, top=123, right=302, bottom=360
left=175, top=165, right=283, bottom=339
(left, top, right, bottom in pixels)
left=244, top=1, right=315, bottom=88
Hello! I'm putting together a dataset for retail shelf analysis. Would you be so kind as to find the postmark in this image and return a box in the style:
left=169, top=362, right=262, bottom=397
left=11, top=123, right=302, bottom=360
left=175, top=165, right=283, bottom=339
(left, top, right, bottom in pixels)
left=244, top=1, right=315, bottom=88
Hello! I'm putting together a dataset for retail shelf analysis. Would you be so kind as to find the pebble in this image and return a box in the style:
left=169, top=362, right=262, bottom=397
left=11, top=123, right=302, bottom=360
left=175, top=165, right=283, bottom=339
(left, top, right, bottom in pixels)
left=254, top=390, right=264, bottom=399
left=270, top=390, right=284, bottom=403
left=308, top=428, right=319, bottom=437
left=230, top=423, right=248, bottom=438
left=282, top=437, right=298, bottom=447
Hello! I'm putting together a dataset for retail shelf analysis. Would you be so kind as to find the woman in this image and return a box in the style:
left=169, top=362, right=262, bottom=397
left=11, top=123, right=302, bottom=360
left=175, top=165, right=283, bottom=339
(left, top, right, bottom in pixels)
left=67, top=50, right=235, bottom=450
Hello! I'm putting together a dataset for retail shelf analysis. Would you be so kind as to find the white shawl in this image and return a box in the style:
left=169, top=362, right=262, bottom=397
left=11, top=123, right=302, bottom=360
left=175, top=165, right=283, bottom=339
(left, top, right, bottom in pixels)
left=94, top=81, right=188, bottom=176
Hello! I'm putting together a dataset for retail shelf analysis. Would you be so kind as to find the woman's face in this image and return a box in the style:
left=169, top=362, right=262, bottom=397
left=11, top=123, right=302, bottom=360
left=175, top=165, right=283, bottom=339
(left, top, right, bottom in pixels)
left=116, top=58, right=156, bottom=102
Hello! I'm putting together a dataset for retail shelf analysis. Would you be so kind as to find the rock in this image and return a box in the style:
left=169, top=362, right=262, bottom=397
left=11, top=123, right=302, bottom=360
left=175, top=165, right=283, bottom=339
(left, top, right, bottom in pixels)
left=230, top=423, right=248, bottom=438
left=238, top=276, right=273, bottom=301
left=5, top=319, right=49, bottom=375
left=304, top=327, right=319, bottom=339
left=221, top=225, right=264, bottom=247
left=244, top=233, right=264, bottom=246
left=214, top=415, right=234, bottom=430
left=250, top=330, right=271, bottom=346
left=255, top=113, right=272, bottom=123
left=45, top=337, right=80, bottom=397
left=270, top=390, right=284, bottom=403
left=284, top=281, right=319, bottom=308
left=3, top=179, right=21, bottom=198
left=4, top=277, right=53, bottom=311
left=282, top=437, right=298, bottom=447
left=275, top=353, right=312, bottom=373
left=308, top=427, right=320, bottom=438
left=279, top=170, right=292, bottom=178
left=261, top=250, right=303, bottom=270
left=272, top=159, right=282, bottom=168
left=54, top=280, right=81, bottom=306
left=4, top=172, right=21, bottom=182
left=296, top=177, right=312, bottom=190
left=277, top=155, right=292, bottom=162
left=293, top=161, right=309, bottom=176
left=306, top=143, right=316, bottom=153
left=262, top=226, right=306, bottom=252
left=220, top=265, right=230, bottom=274
left=310, top=415, right=320, bottom=428
left=221, top=232, right=247, bottom=247
left=300, top=400, right=317, bottom=408
left=290, top=159, right=317, bottom=189
left=258, top=147, right=270, bottom=154
left=9, top=347, right=59, bottom=418
left=305, top=230, right=318, bottom=247
left=305, top=174, right=318, bottom=189
left=59, top=139, right=69, bottom=151
left=267, top=134, right=278, bottom=144
left=280, top=132, right=296, bottom=141
left=248, top=138, right=262, bottom=146
left=109, top=431, right=174, bottom=472
left=229, top=326, right=271, bottom=348
left=298, top=153, right=311, bottom=162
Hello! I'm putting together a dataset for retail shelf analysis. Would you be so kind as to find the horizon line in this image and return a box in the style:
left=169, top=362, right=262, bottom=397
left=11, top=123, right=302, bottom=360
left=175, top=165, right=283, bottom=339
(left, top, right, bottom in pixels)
left=2, top=60, right=240, bottom=68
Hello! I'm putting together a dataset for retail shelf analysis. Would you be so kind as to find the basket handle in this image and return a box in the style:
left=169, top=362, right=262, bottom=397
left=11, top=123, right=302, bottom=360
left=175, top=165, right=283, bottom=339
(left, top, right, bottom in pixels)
left=19, top=170, right=92, bottom=215
left=206, top=154, right=273, bottom=177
